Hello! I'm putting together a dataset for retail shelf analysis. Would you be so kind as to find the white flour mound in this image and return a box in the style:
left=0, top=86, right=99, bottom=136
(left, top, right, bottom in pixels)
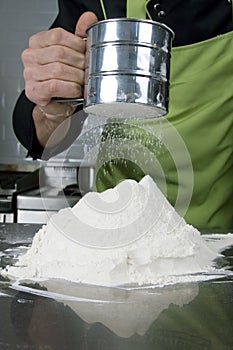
left=2, top=175, right=233, bottom=287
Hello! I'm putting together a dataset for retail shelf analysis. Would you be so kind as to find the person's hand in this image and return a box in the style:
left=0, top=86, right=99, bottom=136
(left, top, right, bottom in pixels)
left=22, top=11, right=98, bottom=147
left=22, top=11, right=98, bottom=107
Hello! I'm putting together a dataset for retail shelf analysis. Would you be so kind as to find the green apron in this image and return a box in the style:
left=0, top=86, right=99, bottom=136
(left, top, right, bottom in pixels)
left=95, top=1, right=233, bottom=231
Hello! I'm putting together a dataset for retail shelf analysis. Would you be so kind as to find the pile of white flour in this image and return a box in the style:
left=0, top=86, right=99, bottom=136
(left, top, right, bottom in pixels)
left=2, top=175, right=233, bottom=287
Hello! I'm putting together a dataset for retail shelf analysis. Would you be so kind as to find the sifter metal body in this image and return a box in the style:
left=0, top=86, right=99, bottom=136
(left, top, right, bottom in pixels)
left=58, top=18, right=174, bottom=119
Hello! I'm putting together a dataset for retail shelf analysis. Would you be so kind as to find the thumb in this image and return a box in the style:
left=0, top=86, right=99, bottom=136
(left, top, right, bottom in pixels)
left=75, top=11, right=98, bottom=38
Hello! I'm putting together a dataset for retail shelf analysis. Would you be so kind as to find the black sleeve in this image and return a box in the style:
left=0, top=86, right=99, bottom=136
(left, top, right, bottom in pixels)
left=12, top=91, right=44, bottom=160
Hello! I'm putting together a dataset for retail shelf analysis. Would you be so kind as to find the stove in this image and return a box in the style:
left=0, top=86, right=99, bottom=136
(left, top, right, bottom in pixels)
left=17, top=185, right=81, bottom=224
left=0, top=164, right=94, bottom=224
left=0, top=171, right=31, bottom=222
left=16, top=165, right=91, bottom=224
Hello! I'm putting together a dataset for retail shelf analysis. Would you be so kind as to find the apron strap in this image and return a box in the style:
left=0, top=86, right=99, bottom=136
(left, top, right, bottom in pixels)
left=232, top=0, right=233, bottom=21
left=100, top=0, right=149, bottom=19
left=100, top=0, right=148, bottom=20
left=126, top=0, right=147, bottom=18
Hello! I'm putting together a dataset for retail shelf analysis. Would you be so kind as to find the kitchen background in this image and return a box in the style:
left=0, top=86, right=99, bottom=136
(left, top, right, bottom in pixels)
left=0, top=1, right=94, bottom=223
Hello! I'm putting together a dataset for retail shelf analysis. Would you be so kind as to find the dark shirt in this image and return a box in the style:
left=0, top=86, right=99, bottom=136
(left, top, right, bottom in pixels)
left=12, top=0, right=233, bottom=159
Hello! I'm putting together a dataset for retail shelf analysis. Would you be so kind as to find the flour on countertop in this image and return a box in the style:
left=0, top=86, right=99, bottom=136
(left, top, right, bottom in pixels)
left=1, top=175, right=233, bottom=287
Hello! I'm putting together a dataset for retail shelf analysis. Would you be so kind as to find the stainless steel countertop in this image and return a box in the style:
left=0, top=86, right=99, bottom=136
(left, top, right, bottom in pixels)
left=0, top=223, right=42, bottom=240
left=0, top=224, right=233, bottom=350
